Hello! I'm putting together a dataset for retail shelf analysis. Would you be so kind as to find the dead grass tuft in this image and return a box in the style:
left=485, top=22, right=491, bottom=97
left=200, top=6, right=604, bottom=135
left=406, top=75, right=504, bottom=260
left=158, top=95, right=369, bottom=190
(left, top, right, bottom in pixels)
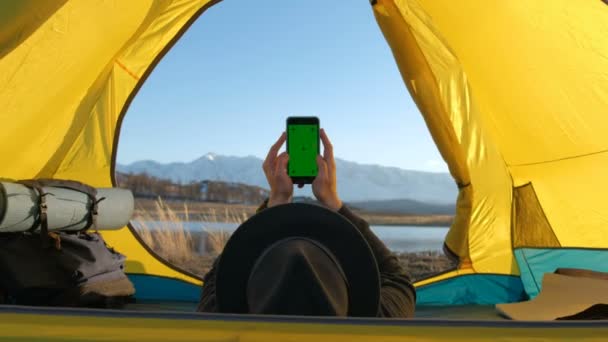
left=131, top=197, right=246, bottom=277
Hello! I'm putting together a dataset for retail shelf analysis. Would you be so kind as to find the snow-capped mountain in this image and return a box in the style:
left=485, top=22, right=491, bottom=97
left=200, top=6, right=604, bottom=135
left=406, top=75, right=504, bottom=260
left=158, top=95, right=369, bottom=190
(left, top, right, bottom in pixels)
left=116, top=153, right=457, bottom=203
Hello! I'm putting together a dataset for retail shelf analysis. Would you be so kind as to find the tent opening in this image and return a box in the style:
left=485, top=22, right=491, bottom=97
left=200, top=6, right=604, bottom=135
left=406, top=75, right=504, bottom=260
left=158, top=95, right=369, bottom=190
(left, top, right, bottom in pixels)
left=114, top=0, right=458, bottom=290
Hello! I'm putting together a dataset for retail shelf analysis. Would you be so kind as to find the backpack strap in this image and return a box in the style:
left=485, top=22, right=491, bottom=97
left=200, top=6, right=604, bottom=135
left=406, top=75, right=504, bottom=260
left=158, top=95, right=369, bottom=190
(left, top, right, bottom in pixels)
left=17, top=179, right=107, bottom=240
left=34, top=179, right=106, bottom=232
left=17, top=180, right=51, bottom=247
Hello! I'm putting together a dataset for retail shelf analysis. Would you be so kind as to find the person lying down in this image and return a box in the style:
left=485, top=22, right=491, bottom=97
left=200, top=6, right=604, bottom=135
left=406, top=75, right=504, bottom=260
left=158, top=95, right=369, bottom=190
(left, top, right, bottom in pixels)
left=197, top=130, right=416, bottom=317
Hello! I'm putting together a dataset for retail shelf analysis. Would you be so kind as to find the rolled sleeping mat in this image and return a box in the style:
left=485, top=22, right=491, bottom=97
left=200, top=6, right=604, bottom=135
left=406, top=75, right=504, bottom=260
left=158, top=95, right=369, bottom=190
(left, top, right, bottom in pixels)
left=0, top=181, right=134, bottom=233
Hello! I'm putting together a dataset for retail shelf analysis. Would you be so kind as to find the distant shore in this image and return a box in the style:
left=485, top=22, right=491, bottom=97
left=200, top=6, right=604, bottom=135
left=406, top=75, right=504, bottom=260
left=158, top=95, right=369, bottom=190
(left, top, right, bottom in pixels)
left=133, top=198, right=453, bottom=227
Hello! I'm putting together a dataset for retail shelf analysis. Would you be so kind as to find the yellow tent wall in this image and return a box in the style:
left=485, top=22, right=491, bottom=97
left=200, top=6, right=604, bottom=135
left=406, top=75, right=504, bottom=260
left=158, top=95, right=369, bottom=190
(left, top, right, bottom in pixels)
left=373, top=0, right=608, bottom=280
left=1, top=308, right=608, bottom=341
left=0, top=0, right=220, bottom=287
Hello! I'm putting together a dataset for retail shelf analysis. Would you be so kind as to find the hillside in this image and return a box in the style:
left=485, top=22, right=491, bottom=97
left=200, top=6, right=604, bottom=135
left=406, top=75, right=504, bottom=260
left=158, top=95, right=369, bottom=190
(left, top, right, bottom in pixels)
left=115, top=172, right=269, bottom=205
left=117, top=153, right=457, bottom=203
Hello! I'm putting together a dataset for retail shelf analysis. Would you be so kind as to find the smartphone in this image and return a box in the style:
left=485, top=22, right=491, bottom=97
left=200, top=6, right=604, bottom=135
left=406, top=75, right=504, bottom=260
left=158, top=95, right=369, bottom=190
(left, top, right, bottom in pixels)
left=286, top=116, right=320, bottom=184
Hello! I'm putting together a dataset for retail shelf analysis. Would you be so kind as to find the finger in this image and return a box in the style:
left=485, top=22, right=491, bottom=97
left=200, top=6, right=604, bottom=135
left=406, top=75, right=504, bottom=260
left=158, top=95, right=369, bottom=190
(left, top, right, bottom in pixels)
left=276, top=152, right=294, bottom=188
left=275, top=152, right=289, bottom=176
left=321, top=128, right=336, bottom=169
left=312, top=156, right=327, bottom=191
left=316, top=154, right=328, bottom=177
left=320, top=128, right=334, bottom=163
left=297, top=183, right=304, bottom=188
left=263, top=132, right=287, bottom=172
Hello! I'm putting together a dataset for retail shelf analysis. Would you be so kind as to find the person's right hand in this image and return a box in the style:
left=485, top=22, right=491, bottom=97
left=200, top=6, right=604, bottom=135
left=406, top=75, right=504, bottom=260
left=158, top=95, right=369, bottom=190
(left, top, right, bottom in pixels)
left=312, top=129, right=342, bottom=211
left=263, top=132, right=293, bottom=208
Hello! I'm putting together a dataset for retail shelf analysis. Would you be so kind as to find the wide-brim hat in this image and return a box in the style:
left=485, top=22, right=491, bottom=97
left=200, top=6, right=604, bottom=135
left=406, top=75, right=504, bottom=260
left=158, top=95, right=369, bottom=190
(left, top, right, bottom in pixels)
left=216, top=203, right=380, bottom=316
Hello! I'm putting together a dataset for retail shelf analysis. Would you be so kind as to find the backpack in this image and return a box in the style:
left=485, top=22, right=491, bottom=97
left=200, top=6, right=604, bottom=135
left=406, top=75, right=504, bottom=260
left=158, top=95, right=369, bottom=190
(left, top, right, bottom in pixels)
left=0, top=231, right=134, bottom=307
left=0, top=179, right=135, bottom=308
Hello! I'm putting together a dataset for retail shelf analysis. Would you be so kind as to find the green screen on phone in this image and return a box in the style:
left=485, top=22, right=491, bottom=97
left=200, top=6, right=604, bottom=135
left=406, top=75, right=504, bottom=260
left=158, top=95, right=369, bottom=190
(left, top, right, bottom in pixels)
left=288, top=124, right=319, bottom=177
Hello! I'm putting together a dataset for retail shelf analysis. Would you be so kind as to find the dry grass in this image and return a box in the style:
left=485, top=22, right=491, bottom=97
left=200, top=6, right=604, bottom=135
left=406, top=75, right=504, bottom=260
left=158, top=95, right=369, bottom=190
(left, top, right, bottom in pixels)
left=131, top=197, right=455, bottom=280
left=134, top=198, right=195, bottom=263
left=203, top=229, right=231, bottom=256
left=134, top=198, right=257, bottom=223
left=132, top=197, right=243, bottom=276
left=397, top=251, right=456, bottom=280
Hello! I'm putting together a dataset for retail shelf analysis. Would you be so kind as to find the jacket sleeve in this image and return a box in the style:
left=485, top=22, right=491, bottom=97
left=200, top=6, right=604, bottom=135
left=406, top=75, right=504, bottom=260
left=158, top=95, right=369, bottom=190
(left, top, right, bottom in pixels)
left=338, top=205, right=417, bottom=318
left=196, top=257, right=219, bottom=312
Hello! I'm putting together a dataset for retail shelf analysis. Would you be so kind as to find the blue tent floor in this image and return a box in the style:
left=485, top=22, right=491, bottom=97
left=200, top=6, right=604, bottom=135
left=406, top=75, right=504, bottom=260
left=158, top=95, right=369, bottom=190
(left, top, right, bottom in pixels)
left=125, top=301, right=507, bottom=320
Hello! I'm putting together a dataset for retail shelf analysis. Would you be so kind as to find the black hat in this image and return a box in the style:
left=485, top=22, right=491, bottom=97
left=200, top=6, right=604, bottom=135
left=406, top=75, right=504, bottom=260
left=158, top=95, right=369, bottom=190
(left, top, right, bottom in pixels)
left=216, top=203, right=380, bottom=317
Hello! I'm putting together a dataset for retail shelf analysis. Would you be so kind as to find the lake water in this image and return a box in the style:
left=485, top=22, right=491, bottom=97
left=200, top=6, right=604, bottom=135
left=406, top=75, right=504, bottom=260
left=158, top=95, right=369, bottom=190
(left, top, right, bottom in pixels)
left=134, top=221, right=449, bottom=253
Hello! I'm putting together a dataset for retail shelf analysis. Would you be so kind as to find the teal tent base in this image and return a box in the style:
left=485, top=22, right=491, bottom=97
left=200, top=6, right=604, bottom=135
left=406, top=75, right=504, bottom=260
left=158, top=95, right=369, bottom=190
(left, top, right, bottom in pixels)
left=127, top=272, right=527, bottom=312
left=128, top=274, right=201, bottom=302
left=416, top=274, right=526, bottom=306
left=514, top=248, right=608, bottom=298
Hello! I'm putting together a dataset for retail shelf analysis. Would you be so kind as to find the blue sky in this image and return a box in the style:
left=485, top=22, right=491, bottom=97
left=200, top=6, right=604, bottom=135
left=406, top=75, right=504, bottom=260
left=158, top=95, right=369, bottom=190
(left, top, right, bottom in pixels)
left=116, top=0, right=447, bottom=172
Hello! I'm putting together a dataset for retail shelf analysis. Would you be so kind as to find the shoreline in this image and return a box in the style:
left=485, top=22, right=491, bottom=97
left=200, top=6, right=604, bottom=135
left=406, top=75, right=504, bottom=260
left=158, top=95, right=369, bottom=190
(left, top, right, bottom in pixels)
left=134, top=198, right=454, bottom=227
left=357, top=213, right=452, bottom=227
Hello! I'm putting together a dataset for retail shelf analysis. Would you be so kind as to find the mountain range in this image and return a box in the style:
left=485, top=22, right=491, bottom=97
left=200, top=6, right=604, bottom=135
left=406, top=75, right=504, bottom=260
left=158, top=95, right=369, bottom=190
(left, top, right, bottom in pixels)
left=116, top=153, right=457, bottom=204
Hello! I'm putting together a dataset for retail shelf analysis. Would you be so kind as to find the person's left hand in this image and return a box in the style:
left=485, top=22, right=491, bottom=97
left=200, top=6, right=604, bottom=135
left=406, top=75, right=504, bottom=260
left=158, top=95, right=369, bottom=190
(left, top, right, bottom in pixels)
left=262, top=132, right=293, bottom=207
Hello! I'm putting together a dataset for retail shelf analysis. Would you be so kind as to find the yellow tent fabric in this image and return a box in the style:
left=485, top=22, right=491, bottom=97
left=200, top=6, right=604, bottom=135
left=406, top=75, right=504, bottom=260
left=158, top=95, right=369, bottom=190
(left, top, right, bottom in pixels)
left=1, top=0, right=608, bottom=310
left=0, top=0, right=219, bottom=286
left=1, top=309, right=608, bottom=341
left=373, top=0, right=608, bottom=278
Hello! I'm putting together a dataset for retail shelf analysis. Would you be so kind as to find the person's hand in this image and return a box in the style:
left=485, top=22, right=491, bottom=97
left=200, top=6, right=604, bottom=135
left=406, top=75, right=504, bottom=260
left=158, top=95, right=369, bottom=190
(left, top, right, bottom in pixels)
left=263, top=132, right=293, bottom=208
left=312, top=129, right=342, bottom=211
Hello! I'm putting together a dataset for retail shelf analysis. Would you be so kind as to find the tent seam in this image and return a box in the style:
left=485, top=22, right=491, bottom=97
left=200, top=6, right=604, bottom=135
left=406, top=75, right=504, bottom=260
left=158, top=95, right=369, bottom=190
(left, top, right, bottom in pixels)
left=518, top=249, right=541, bottom=294
left=115, top=59, right=140, bottom=81
left=508, top=148, right=608, bottom=167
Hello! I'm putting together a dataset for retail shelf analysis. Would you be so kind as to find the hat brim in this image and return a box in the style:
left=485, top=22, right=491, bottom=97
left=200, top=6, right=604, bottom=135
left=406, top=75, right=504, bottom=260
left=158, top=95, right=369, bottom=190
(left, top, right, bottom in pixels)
left=216, top=203, right=380, bottom=317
